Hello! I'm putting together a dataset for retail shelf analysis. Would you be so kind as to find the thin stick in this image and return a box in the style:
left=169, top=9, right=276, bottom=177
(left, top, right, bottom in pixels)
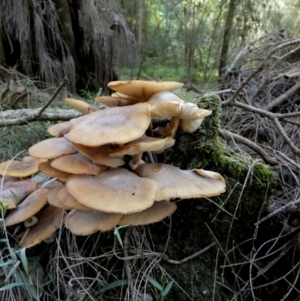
left=219, top=129, right=278, bottom=165
left=222, top=39, right=300, bottom=105
left=163, top=242, right=216, bottom=265
left=37, top=77, right=69, bottom=116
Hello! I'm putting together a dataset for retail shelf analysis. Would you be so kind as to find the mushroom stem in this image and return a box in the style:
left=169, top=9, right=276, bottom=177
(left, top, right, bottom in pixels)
left=129, top=152, right=145, bottom=170
left=24, top=216, right=38, bottom=228
left=164, top=116, right=180, bottom=137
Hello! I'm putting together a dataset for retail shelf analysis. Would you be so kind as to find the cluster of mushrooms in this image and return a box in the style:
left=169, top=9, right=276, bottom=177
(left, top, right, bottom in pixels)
left=0, top=80, right=226, bottom=248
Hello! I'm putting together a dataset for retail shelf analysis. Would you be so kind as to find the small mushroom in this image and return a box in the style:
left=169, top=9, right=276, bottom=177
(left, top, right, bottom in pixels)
left=108, top=136, right=175, bottom=170
left=71, top=143, right=125, bottom=168
left=38, top=161, right=72, bottom=181
left=108, top=136, right=175, bottom=157
left=63, top=98, right=98, bottom=114
left=1, top=179, right=37, bottom=209
left=64, top=103, right=151, bottom=147
left=56, top=187, right=92, bottom=211
left=148, top=91, right=212, bottom=137
left=107, top=80, right=183, bottom=102
left=66, top=168, right=158, bottom=214
left=20, top=205, right=65, bottom=248
left=0, top=157, right=42, bottom=177
left=29, top=137, right=77, bottom=160
left=135, top=163, right=226, bottom=201
left=95, top=96, right=138, bottom=107
left=47, top=186, right=71, bottom=209
left=47, top=122, right=71, bottom=137
left=51, top=153, right=108, bottom=175
left=119, top=201, right=177, bottom=226
left=4, top=188, right=49, bottom=226
left=65, top=210, right=123, bottom=235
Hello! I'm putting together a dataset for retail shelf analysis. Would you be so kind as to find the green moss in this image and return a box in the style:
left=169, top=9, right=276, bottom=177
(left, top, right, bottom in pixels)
left=158, top=94, right=276, bottom=300
left=166, top=93, right=275, bottom=187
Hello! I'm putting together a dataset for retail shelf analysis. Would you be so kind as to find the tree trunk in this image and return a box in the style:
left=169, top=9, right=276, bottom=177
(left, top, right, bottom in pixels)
left=0, top=0, right=135, bottom=92
left=135, top=0, right=143, bottom=57
left=218, top=0, right=238, bottom=76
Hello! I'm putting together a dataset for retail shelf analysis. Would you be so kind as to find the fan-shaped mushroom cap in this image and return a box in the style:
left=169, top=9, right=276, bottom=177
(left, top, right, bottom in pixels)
left=95, top=96, right=139, bottom=107
left=56, top=187, right=92, bottom=211
left=51, top=153, right=108, bottom=175
left=109, top=136, right=175, bottom=157
left=29, top=137, right=77, bottom=160
left=64, top=103, right=151, bottom=147
left=148, top=91, right=184, bottom=105
left=63, top=98, right=98, bottom=114
left=119, top=201, right=177, bottom=226
left=47, top=186, right=71, bottom=209
left=38, top=161, right=72, bottom=181
left=65, top=210, right=122, bottom=235
left=66, top=168, right=158, bottom=214
left=1, top=179, right=37, bottom=209
left=135, top=163, right=226, bottom=201
left=179, top=107, right=212, bottom=133
left=150, top=101, right=181, bottom=118
left=0, top=157, right=44, bottom=178
left=20, top=205, right=64, bottom=248
left=107, top=80, right=183, bottom=102
left=180, top=103, right=211, bottom=120
left=4, top=188, right=49, bottom=226
left=47, top=122, right=71, bottom=137
left=71, top=143, right=124, bottom=168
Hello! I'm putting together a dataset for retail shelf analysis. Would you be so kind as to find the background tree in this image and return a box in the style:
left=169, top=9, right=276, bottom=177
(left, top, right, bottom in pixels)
left=0, top=0, right=136, bottom=92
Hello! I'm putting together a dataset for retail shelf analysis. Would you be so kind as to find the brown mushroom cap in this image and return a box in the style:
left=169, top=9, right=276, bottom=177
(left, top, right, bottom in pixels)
left=150, top=101, right=181, bottom=118
left=47, top=122, right=71, bottom=137
left=148, top=91, right=184, bottom=105
left=135, top=163, right=226, bottom=201
left=51, top=153, right=108, bottom=175
left=64, top=103, right=151, bottom=147
left=71, top=143, right=124, bottom=168
left=1, top=179, right=37, bottom=209
left=95, top=96, right=139, bottom=107
left=47, top=186, right=71, bottom=209
left=119, top=201, right=177, bottom=226
left=29, top=137, right=77, bottom=160
left=38, top=161, right=72, bottom=181
left=56, top=186, right=91, bottom=211
left=63, top=98, right=98, bottom=114
left=0, top=157, right=42, bottom=177
left=71, top=143, right=125, bottom=168
left=107, top=80, right=183, bottom=102
left=20, top=205, right=64, bottom=248
left=65, top=210, right=122, bottom=235
left=4, top=188, right=49, bottom=226
left=108, top=136, right=175, bottom=157
left=66, top=168, right=158, bottom=214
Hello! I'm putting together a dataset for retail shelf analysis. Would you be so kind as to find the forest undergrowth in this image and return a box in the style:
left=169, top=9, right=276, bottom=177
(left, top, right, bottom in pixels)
left=0, top=36, right=300, bottom=301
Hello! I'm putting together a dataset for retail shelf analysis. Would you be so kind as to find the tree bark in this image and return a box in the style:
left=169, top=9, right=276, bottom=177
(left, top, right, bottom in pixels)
left=218, top=0, right=238, bottom=76
left=135, top=0, right=143, bottom=57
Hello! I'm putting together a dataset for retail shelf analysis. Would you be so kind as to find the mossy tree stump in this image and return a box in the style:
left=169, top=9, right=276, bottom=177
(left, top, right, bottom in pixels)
left=152, top=94, right=276, bottom=300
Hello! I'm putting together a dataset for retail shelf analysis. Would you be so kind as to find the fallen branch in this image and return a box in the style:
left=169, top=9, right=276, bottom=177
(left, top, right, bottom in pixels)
left=218, top=129, right=278, bottom=166
left=223, top=100, right=300, bottom=155
left=266, top=80, right=300, bottom=111
left=222, top=39, right=300, bottom=105
left=0, top=108, right=81, bottom=126
left=37, top=77, right=69, bottom=116
left=255, top=198, right=300, bottom=226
